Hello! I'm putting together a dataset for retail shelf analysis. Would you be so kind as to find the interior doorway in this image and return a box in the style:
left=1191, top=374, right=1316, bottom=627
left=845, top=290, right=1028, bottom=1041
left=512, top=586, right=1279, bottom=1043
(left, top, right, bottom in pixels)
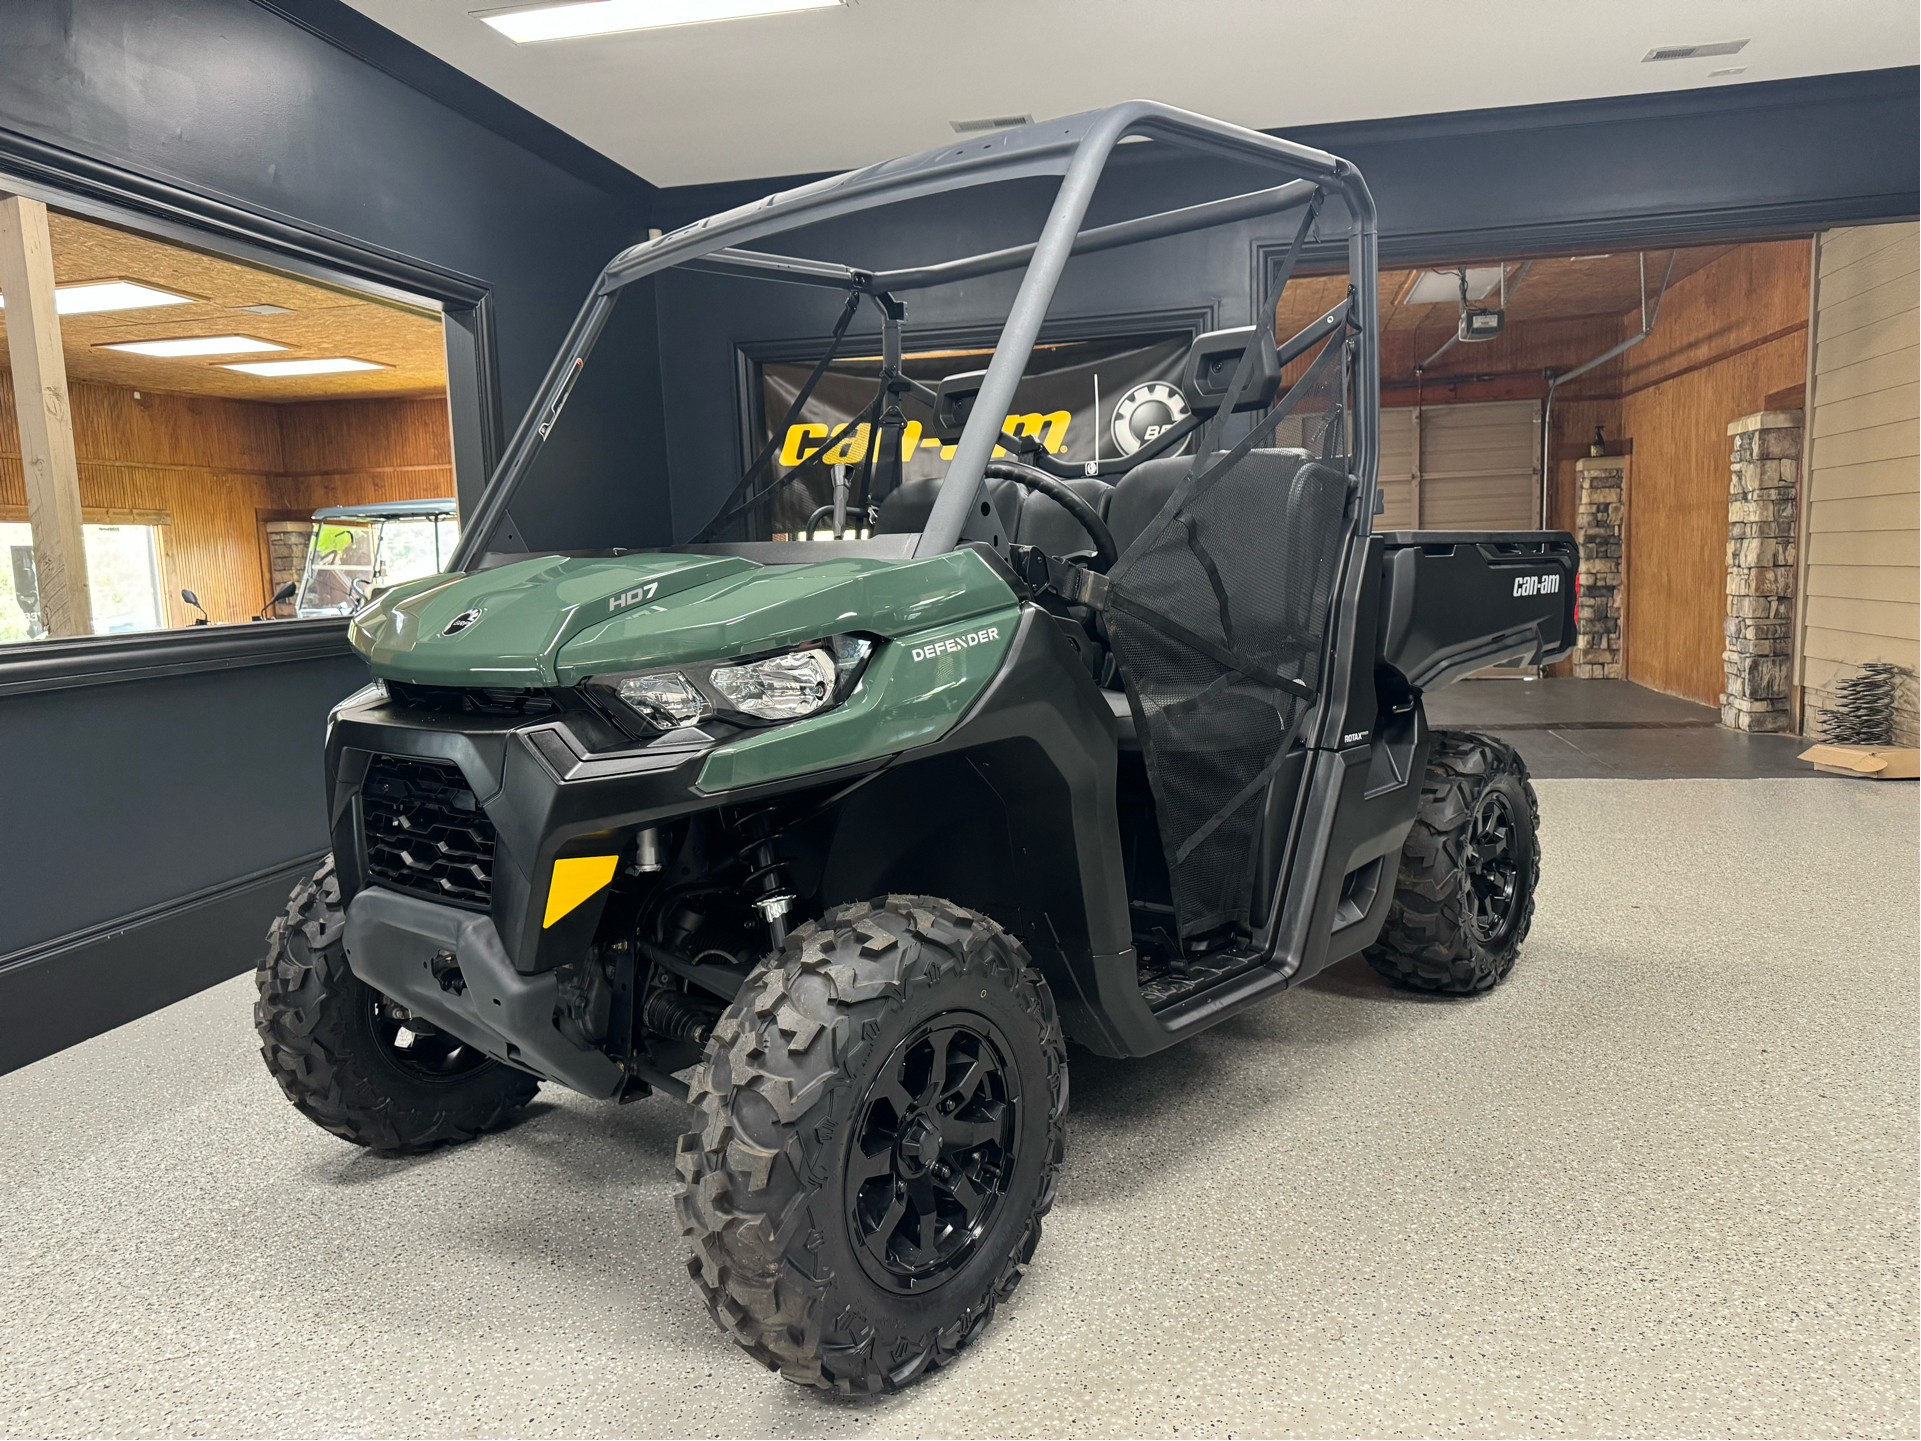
left=1283, top=240, right=1813, bottom=705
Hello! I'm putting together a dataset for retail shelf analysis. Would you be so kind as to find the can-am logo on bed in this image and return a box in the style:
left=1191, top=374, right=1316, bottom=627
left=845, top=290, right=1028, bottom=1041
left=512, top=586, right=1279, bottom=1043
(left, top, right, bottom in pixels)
left=1513, top=573, right=1562, bottom=597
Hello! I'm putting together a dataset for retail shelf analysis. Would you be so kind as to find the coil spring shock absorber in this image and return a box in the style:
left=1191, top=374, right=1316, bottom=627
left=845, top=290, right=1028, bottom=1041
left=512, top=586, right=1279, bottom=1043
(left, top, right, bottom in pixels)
left=733, top=806, right=796, bottom=950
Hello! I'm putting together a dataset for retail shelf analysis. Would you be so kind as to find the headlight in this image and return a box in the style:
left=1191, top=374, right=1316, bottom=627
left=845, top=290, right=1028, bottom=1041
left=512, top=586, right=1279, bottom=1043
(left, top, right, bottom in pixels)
left=613, top=671, right=709, bottom=729
left=593, top=636, right=872, bottom=734
left=710, top=648, right=837, bottom=720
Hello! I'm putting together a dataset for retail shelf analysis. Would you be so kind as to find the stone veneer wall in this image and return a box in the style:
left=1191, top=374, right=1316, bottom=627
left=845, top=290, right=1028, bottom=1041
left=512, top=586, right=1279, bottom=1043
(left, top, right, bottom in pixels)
left=1721, top=410, right=1803, bottom=731
left=1572, top=456, right=1627, bottom=679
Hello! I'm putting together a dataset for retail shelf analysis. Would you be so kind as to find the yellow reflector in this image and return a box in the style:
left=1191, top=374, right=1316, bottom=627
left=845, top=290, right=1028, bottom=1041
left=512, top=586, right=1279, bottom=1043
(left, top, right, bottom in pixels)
left=543, top=855, right=618, bottom=927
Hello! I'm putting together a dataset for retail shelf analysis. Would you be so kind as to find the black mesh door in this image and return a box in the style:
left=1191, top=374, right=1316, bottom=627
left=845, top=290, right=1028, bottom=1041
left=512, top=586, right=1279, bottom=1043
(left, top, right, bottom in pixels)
left=1103, top=343, right=1354, bottom=937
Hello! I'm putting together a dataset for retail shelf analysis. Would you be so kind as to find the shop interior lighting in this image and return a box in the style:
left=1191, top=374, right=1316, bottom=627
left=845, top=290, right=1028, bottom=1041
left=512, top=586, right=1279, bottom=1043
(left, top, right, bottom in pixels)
left=102, top=335, right=286, bottom=357
left=0, top=280, right=194, bottom=316
left=221, top=357, right=385, bottom=376
left=476, top=0, right=841, bottom=43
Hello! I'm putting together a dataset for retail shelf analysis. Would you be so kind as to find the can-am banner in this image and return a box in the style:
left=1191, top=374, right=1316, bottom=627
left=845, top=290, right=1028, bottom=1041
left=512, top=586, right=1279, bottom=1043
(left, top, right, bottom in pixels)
left=756, top=332, right=1191, bottom=533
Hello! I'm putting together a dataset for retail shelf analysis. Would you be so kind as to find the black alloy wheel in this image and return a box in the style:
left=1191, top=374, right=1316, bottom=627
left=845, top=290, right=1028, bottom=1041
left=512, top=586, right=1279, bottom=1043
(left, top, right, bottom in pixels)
left=848, top=1017, right=1019, bottom=1293
left=1363, top=730, right=1541, bottom=995
left=677, top=894, right=1069, bottom=1393
left=1465, top=789, right=1521, bottom=944
left=368, top=993, right=493, bottom=1083
left=256, top=857, right=539, bottom=1153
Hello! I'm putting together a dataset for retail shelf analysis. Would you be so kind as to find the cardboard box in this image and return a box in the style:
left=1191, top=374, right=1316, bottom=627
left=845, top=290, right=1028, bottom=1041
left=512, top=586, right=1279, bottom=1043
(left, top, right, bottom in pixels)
left=1798, top=743, right=1921, bottom=780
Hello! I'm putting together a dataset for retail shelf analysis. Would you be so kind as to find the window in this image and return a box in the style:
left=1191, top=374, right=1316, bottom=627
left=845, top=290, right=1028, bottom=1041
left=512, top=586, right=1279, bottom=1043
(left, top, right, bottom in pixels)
left=0, top=195, right=458, bottom=649
left=0, top=521, right=165, bottom=640
left=752, top=331, right=1193, bottom=538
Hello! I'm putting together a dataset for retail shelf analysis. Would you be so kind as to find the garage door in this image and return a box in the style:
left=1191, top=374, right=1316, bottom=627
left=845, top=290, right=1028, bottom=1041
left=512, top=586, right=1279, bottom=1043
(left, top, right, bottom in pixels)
left=1375, top=400, right=1542, bottom=531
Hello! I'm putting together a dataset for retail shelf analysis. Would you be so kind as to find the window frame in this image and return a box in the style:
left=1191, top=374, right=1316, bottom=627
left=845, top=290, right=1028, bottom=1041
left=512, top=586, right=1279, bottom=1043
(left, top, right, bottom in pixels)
left=0, top=127, right=499, bottom=696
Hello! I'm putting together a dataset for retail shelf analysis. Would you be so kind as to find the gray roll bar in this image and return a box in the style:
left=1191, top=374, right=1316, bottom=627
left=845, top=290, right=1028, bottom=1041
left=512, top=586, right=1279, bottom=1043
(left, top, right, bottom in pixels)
left=450, top=100, right=1376, bottom=574
left=867, top=179, right=1321, bottom=293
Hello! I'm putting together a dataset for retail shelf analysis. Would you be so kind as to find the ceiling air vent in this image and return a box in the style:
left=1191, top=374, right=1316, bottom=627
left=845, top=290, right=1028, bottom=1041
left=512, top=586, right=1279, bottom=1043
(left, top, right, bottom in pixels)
left=950, top=114, right=1032, bottom=134
left=1643, top=39, right=1748, bottom=62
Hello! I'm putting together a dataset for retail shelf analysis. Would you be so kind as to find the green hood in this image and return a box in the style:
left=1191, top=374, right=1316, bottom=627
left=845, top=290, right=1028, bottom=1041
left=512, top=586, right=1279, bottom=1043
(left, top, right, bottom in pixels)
left=350, top=548, right=1018, bottom=687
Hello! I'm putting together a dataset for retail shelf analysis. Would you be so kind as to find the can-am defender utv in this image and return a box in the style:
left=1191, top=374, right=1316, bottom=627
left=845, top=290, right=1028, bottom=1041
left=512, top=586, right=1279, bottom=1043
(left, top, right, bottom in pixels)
left=256, top=103, right=1576, bottom=1394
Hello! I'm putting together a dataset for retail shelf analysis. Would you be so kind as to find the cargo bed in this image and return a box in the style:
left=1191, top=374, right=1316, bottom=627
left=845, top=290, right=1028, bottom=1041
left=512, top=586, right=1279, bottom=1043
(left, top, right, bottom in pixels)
left=1377, top=531, right=1579, bottom=692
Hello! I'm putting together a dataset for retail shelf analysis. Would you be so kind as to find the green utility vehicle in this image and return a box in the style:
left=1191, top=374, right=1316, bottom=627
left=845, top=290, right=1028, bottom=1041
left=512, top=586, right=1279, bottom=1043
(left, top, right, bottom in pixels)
left=256, top=104, right=1576, bottom=1394
left=290, top=498, right=460, bottom=619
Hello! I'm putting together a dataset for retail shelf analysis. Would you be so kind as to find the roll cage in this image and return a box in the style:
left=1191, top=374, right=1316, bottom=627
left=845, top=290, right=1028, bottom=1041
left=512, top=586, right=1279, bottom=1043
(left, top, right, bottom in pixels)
left=448, top=99, right=1381, bottom=573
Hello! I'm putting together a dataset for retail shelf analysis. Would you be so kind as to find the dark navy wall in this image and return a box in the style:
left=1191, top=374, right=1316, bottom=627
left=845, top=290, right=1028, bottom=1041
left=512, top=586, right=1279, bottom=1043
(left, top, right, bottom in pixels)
left=648, top=68, right=1919, bottom=539
left=0, top=0, right=662, bottom=1071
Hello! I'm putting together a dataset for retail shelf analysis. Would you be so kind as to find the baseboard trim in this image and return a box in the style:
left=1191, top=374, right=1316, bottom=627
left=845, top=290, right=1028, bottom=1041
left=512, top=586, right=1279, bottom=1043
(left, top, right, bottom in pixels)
left=0, top=851, right=326, bottom=1076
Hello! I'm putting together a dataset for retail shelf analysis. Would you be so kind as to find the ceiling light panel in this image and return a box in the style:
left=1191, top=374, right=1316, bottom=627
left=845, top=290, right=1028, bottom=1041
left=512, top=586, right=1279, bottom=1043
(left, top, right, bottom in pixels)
left=221, top=358, right=385, bottom=376
left=1643, top=39, right=1748, bottom=62
left=101, top=335, right=286, bottom=357
left=476, top=0, right=841, bottom=43
left=1405, top=267, right=1505, bottom=306
left=0, top=280, right=195, bottom=316
left=951, top=115, right=1032, bottom=134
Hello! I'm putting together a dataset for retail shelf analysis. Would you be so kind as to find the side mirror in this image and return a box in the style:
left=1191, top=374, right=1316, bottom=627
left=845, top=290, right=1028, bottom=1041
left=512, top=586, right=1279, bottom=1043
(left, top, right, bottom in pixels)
left=180, top=588, right=209, bottom=626
left=930, top=368, right=986, bottom=441
left=1180, top=325, right=1282, bottom=417
left=253, top=580, right=298, bottom=622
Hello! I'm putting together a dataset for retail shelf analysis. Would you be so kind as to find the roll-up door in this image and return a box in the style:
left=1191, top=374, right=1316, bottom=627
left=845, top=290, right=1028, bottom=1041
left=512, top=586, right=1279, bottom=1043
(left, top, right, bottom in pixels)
left=1374, top=400, right=1542, bottom=531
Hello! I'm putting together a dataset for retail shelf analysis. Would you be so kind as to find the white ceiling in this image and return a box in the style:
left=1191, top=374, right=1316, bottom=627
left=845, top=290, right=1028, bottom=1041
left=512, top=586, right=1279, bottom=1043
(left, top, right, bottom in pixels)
left=345, top=0, right=1919, bottom=188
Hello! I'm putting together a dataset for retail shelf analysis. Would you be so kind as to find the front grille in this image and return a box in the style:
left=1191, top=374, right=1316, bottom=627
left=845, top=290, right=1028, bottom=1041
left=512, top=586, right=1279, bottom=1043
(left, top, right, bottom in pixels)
left=387, top=680, right=559, bottom=718
left=361, top=755, right=496, bottom=909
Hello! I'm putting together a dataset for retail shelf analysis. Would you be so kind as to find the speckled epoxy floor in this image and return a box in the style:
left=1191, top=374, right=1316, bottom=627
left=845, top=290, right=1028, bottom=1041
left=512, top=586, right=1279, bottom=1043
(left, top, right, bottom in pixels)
left=3, top=778, right=1915, bottom=1439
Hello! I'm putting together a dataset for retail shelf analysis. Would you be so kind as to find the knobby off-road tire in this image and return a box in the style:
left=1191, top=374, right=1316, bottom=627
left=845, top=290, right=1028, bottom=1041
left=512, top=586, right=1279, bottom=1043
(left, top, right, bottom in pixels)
left=676, top=895, right=1069, bottom=1394
left=254, top=857, right=539, bottom=1153
left=1365, top=729, right=1541, bottom=994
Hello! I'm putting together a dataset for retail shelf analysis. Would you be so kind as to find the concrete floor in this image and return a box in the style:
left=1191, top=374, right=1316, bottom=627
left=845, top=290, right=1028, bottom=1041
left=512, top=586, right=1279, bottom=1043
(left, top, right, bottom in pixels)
left=3, top=778, right=1916, bottom=1439
left=1425, top=679, right=1816, bottom=780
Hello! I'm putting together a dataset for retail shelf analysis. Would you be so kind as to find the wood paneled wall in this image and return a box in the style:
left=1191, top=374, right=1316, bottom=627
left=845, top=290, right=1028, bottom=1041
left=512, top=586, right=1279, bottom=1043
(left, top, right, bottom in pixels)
left=0, top=379, right=451, bottom=627
left=1798, top=223, right=1920, bottom=744
left=1617, top=242, right=1811, bottom=703
left=265, top=397, right=458, bottom=514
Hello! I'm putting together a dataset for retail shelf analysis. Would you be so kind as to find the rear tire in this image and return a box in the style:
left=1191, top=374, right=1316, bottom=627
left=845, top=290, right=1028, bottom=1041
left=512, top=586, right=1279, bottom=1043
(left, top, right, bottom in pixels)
left=1365, top=730, right=1539, bottom=994
left=676, top=895, right=1069, bottom=1394
left=254, top=857, right=539, bottom=1153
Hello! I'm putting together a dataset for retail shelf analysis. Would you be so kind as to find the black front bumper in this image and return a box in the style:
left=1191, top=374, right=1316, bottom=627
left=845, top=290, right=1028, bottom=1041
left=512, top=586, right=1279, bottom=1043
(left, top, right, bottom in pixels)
left=325, top=698, right=878, bottom=976
left=342, top=886, right=624, bottom=1097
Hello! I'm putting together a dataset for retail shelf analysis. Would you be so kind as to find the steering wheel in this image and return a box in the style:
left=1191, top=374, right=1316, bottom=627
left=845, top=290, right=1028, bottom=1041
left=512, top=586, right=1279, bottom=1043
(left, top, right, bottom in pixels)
left=983, top=460, right=1120, bottom=573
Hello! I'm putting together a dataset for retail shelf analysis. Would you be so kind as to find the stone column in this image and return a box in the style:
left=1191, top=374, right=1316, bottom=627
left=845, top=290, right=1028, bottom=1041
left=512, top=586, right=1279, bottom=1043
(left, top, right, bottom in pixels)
left=1721, top=410, right=1803, bottom=731
left=1572, top=456, right=1626, bottom=679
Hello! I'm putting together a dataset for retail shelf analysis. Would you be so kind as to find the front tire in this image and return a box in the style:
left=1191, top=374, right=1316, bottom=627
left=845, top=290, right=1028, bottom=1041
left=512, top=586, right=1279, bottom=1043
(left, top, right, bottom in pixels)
left=676, top=895, right=1069, bottom=1394
left=1365, top=730, right=1540, bottom=994
left=254, top=857, right=539, bottom=1153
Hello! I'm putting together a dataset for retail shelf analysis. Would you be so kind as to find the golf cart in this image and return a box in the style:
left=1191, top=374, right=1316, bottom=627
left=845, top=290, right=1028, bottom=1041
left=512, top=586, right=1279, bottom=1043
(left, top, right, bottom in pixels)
left=255, top=103, right=1576, bottom=1394
left=289, top=498, right=459, bottom=618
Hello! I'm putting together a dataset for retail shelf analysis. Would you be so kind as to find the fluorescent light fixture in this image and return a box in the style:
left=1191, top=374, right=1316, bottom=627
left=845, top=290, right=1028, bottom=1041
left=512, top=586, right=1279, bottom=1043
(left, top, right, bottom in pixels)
left=1642, top=39, right=1747, bottom=62
left=476, top=0, right=840, bottom=42
left=1405, top=267, right=1505, bottom=306
left=102, top=335, right=286, bottom=357
left=951, top=114, right=1032, bottom=135
left=1708, top=66, right=1748, bottom=77
left=0, top=280, right=194, bottom=316
left=221, top=357, right=385, bottom=376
